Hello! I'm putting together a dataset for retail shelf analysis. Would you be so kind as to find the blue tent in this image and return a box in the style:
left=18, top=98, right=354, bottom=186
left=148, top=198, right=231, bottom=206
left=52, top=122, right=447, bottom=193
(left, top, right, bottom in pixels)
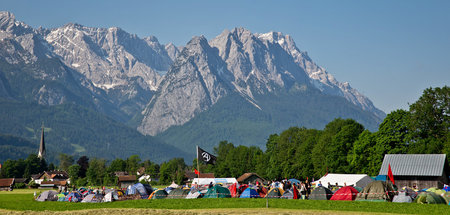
left=126, top=183, right=150, bottom=199
left=65, top=192, right=82, bottom=202
left=289, top=179, right=301, bottom=184
left=240, top=188, right=260, bottom=198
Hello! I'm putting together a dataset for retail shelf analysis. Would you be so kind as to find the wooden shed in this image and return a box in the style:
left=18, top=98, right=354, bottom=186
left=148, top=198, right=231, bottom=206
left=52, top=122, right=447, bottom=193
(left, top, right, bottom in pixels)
left=379, top=154, right=449, bottom=189
left=237, top=173, right=267, bottom=185
left=118, top=175, right=136, bottom=189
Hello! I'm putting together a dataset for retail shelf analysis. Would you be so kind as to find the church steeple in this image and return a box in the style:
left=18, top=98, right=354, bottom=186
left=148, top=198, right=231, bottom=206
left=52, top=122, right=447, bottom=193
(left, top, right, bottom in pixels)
left=38, top=124, right=45, bottom=160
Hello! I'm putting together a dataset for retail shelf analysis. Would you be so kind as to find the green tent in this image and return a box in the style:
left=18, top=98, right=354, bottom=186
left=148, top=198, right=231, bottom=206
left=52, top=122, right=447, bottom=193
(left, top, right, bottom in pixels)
left=150, top=189, right=168, bottom=199
left=426, top=188, right=447, bottom=195
left=414, top=192, right=446, bottom=204
left=167, top=188, right=190, bottom=199
left=441, top=192, right=450, bottom=204
left=356, top=181, right=395, bottom=202
left=204, top=185, right=231, bottom=198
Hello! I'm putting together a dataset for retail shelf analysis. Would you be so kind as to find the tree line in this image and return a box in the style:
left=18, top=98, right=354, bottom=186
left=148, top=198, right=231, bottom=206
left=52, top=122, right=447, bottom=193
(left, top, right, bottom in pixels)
left=0, top=86, right=448, bottom=185
left=201, top=86, right=449, bottom=179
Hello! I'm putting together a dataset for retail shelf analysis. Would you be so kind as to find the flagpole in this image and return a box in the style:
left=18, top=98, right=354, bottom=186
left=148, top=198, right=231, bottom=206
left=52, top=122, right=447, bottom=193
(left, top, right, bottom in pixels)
left=196, top=145, right=199, bottom=178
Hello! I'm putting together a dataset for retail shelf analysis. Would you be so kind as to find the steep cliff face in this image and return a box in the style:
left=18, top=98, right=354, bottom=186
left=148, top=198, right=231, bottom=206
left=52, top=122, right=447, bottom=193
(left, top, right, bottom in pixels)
left=255, top=31, right=385, bottom=119
left=0, top=11, right=111, bottom=111
left=138, top=36, right=232, bottom=135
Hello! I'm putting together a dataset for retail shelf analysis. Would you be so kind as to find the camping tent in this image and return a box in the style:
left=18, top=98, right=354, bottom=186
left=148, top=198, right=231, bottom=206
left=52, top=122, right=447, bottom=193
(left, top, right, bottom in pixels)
left=289, top=179, right=301, bottom=185
left=65, top=192, right=82, bottom=202
left=310, top=187, right=333, bottom=200
left=56, top=193, right=66, bottom=201
left=426, top=188, right=446, bottom=195
left=127, top=183, right=150, bottom=198
left=238, top=184, right=249, bottom=195
left=441, top=192, right=450, bottom=204
left=149, top=189, right=168, bottom=199
left=330, top=186, right=359, bottom=201
left=313, top=174, right=373, bottom=188
left=258, top=187, right=268, bottom=198
left=265, top=188, right=283, bottom=198
left=392, top=192, right=412, bottom=203
left=186, top=190, right=202, bottom=199
left=356, top=181, right=395, bottom=202
left=281, top=190, right=294, bottom=199
left=104, top=191, right=119, bottom=202
left=204, top=184, right=231, bottom=198
left=81, top=194, right=103, bottom=203
left=400, top=187, right=417, bottom=199
left=414, top=192, right=447, bottom=204
left=168, top=182, right=179, bottom=189
left=228, top=183, right=238, bottom=198
left=167, top=188, right=190, bottom=199
left=240, top=187, right=260, bottom=198
left=36, top=190, right=58, bottom=202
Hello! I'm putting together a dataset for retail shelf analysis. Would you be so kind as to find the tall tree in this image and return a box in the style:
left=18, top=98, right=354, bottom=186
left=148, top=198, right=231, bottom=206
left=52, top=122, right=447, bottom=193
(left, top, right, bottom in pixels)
left=126, top=155, right=141, bottom=175
left=23, top=154, right=47, bottom=178
left=408, top=86, right=449, bottom=154
left=86, top=158, right=106, bottom=186
left=77, top=156, right=89, bottom=178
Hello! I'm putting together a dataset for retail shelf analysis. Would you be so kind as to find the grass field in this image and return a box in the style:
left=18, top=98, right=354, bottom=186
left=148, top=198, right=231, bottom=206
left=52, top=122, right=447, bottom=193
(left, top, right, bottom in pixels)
left=0, top=189, right=449, bottom=214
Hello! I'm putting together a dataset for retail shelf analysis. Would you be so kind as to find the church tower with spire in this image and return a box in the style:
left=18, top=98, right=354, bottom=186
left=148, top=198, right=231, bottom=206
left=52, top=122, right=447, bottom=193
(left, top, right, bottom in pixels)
left=38, top=125, right=45, bottom=160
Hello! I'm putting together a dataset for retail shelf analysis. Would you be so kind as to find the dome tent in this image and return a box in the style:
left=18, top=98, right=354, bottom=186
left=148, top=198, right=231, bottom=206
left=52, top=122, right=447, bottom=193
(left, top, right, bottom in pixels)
left=36, top=190, right=58, bottom=202
left=413, top=192, right=447, bottom=204
left=356, top=181, right=395, bottom=202
left=204, top=184, right=231, bottom=198
left=240, top=187, right=260, bottom=198
left=330, top=186, right=359, bottom=201
left=265, top=188, right=283, bottom=198
left=81, top=194, right=103, bottom=203
left=65, top=192, right=83, bottom=202
left=392, top=191, right=412, bottom=203
left=167, top=188, right=190, bottom=199
left=310, top=186, right=333, bottom=200
left=149, top=189, right=168, bottom=199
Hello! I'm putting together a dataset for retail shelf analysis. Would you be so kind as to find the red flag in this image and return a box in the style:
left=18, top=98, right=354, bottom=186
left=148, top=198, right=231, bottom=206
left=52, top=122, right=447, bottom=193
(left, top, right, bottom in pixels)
left=194, top=169, right=199, bottom=175
left=388, top=163, right=395, bottom=185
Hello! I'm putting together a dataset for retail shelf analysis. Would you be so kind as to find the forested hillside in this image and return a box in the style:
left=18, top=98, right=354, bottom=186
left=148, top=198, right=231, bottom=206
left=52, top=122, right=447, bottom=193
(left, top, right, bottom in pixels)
left=0, top=98, right=190, bottom=164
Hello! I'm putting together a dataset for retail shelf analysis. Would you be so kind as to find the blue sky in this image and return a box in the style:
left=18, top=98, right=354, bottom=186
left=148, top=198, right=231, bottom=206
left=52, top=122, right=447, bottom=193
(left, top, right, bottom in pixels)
left=2, top=0, right=449, bottom=113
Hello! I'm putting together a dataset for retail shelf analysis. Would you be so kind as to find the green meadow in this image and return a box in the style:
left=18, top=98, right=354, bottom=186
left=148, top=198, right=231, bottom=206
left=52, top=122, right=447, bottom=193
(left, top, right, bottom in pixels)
left=0, top=189, right=448, bottom=214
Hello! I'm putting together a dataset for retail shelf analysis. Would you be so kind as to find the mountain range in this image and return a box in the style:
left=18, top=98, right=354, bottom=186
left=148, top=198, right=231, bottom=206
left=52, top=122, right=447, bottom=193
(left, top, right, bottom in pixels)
left=0, top=11, right=385, bottom=160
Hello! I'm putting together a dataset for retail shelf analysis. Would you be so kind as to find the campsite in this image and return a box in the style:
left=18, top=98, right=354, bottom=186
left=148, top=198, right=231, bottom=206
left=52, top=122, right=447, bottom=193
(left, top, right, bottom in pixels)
left=1, top=186, right=450, bottom=215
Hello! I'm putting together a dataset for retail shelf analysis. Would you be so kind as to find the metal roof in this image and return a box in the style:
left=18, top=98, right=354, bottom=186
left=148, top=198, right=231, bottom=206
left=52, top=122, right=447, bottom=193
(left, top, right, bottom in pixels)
left=379, top=154, right=447, bottom=176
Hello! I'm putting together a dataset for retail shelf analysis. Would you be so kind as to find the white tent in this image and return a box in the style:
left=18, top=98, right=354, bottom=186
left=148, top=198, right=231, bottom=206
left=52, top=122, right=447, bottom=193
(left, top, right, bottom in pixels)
left=312, top=173, right=373, bottom=188
left=192, top=178, right=237, bottom=185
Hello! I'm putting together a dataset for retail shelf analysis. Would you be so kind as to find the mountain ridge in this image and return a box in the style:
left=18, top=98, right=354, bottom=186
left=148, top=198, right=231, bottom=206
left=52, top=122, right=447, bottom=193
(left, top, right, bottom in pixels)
left=0, top=11, right=385, bottom=159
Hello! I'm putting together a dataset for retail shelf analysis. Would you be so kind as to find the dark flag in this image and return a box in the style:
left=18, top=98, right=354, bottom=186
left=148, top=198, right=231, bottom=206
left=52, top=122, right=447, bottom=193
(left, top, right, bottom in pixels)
left=197, top=146, right=217, bottom=165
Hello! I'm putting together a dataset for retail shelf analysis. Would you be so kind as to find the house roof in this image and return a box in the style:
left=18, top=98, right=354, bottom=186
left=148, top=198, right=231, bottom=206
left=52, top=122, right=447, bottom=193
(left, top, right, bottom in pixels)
left=379, top=154, right=447, bottom=176
left=118, top=175, right=136, bottom=182
left=37, top=171, right=69, bottom=179
left=41, top=180, right=67, bottom=186
left=0, top=178, right=14, bottom=187
left=14, top=178, right=29, bottom=184
left=237, top=173, right=265, bottom=183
